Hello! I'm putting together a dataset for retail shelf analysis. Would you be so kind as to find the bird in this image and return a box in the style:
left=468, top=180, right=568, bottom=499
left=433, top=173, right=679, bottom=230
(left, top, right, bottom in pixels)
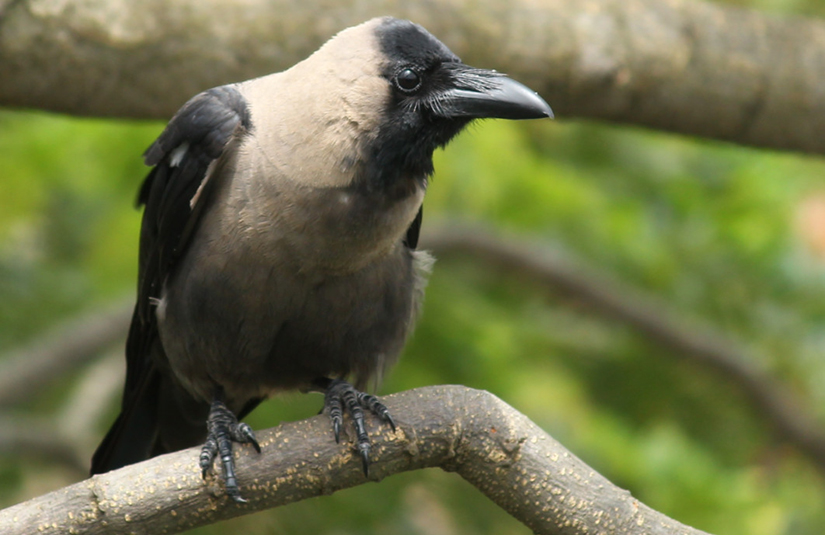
left=90, top=16, right=553, bottom=502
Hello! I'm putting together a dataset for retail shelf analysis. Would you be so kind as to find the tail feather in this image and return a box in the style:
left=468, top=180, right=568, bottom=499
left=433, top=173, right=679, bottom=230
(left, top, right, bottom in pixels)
left=91, top=367, right=222, bottom=475
left=90, top=369, right=160, bottom=475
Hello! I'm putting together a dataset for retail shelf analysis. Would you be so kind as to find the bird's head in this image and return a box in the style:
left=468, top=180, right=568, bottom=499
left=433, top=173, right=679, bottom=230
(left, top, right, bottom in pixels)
left=365, top=17, right=553, bottom=183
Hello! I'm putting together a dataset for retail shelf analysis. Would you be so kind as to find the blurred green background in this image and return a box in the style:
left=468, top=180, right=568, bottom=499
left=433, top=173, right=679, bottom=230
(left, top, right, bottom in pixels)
left=2, top=0, right=825, bottom=533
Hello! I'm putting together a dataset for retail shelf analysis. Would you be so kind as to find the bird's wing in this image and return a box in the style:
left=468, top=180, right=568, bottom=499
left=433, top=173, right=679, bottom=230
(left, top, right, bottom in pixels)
left=127, top=85, right=251, bottom=397
left=91, top=85, right=251, bottom=474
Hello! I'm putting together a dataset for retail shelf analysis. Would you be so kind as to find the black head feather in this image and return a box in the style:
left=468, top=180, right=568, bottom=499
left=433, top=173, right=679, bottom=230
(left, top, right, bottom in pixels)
left=363, top=19, right=474, bottom=190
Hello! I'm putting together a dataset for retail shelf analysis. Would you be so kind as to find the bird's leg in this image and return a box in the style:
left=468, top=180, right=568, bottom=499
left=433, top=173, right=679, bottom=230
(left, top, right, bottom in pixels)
left=199, top=393, right=261, bottom=503
left=315, top=378, right=396, bottom=476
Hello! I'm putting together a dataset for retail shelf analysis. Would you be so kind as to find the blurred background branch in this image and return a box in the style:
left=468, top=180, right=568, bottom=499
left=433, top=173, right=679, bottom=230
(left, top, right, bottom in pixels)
left=0, top=352, right=124, bottom=478
left=0, top=414, right=86, bottom=476
left=2, top=0, right=825, bottom=153
left=423, top=224, right=825, bottom=476
left=0, top=298, right=130, bottom=407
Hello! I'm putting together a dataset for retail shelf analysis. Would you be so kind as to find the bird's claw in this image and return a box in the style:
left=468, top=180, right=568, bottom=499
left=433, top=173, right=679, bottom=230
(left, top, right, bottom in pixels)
left=199, top=398, right=260, bottom=502
left=333, top=419, right=342, bottom=444
left=323, top=379, right=395, bottom=476
left=357, top=391, right=396, bottom=432
left=235, top=422, right=261, bottom=453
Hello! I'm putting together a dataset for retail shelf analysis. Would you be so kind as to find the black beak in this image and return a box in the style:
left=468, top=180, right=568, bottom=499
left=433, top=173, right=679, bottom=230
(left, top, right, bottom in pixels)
left=436, top=66, right=553, bottom=120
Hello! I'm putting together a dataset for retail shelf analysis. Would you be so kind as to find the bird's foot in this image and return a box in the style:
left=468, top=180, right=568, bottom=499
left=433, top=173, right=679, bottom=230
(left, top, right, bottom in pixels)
left=322, top=378, right=396, bottom=476
left=199, top=398, right=261, bottom=503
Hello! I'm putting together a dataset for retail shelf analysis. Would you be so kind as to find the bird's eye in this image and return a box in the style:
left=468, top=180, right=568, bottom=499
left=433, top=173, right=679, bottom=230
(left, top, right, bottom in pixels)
left=395, top=68, right=422, bottom=93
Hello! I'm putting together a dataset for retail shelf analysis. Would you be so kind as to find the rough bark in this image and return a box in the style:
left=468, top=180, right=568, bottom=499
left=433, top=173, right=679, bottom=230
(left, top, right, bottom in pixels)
left=0, top=386, right=710, bottom=535
left=1, top=0, right=825, bottom=154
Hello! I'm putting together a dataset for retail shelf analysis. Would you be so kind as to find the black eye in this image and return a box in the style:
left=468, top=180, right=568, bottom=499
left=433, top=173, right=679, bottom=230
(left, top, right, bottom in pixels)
left=395, top=68, right=422, bottom=93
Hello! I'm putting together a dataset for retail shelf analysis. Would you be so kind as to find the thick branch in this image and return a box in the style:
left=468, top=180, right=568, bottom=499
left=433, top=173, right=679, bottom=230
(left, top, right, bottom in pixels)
left=1, top=0, right=824, bottom=153
left=0, top=386, right=709, bottom=535
left=422, top=225, right=825, bottom=476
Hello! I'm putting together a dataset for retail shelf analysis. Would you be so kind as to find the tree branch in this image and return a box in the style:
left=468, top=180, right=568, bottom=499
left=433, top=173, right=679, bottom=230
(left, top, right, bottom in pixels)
left=0, top=386, right=710, bottom=535
left=58, top=352, right=125, bottom=450
left=1, top=0, right=824, bottom=154
left=0, top=414, right=87, bottom=475
left=0, top=298, right=131, bottom=407
left=422, top=224, right=825, bottom=476
left=0, top=355, right=124, bottom=476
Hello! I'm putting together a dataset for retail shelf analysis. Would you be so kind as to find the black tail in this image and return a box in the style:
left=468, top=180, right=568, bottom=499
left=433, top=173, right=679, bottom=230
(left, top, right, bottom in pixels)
left=91, top=304, right=213, bottom=474
left=90, top=368, right=219, bottom=475
left=90, top=306, right=263, bottom=475
left=90, top=368, right=161, bottom=475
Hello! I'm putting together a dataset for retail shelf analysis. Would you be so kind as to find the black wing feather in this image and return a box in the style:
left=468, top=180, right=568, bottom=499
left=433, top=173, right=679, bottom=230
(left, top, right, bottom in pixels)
left=91, top=85, right=250, bottom=475
left=138, top=86, right=251, bottom=318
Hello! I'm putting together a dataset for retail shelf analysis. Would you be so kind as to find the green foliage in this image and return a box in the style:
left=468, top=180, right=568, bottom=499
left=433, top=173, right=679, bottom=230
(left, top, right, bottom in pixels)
left=0, top=112, right=158, bottom=347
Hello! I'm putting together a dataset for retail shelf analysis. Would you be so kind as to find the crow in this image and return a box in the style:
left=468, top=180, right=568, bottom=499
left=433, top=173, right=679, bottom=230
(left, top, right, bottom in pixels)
left=91, top=17, right=552, bottom=501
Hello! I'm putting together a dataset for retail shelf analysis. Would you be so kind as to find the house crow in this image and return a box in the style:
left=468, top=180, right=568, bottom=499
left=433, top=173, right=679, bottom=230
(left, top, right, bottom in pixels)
left=91, top=17, right=553, bottom=501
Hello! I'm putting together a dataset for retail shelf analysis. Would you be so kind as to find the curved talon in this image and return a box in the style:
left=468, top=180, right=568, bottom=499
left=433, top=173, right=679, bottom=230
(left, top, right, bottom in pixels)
left=325, top=388, right=345, bottom=443
left=357, top=392, right=396, bottom=432
left=200, top=435, right=218, bottom=478
left=384, top=413, right=397, bottom=433
left=359, top=444, right=371, bottom=476
left=233, top=422, right=261, bottom=453
left=332, top=419, right=342, bottom=443
left=322, top=379, right=395, bottom=476
left=200, top=397, right=261, bottom=501
left=230, top=493, right=248, bottom=504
